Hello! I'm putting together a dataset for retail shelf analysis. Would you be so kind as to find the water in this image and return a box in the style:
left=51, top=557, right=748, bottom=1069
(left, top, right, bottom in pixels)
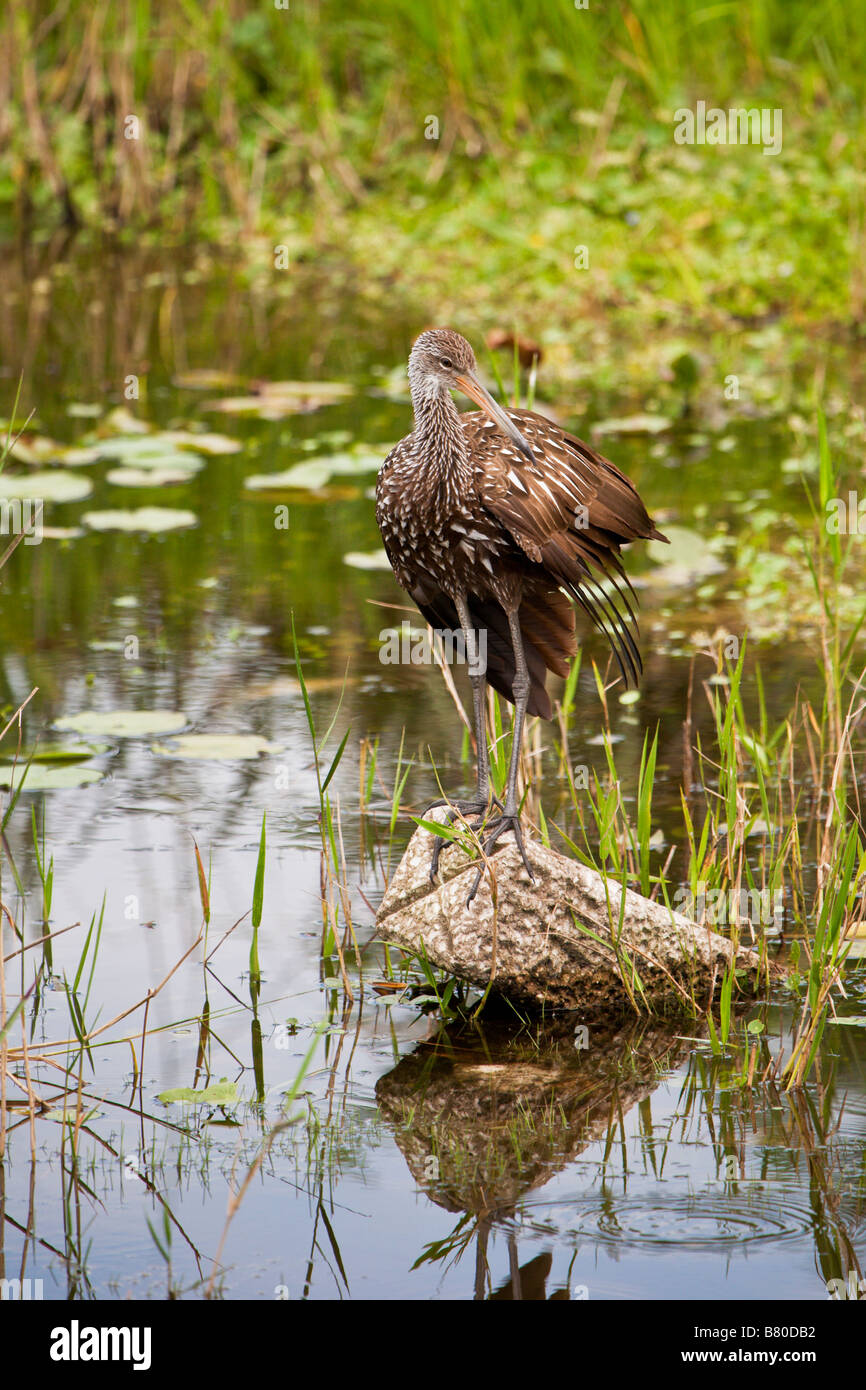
left=0, top=249, right=864, bottom=1300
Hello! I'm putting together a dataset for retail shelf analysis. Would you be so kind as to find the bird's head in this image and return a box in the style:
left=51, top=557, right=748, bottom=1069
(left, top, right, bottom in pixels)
left=408, top=328, right=534, bottom=460
left=408, top=328, right=478, bottom=394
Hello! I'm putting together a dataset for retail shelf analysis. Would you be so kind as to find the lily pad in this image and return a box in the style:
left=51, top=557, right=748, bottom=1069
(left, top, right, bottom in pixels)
left=245, top=450, right=384, bottom=492
left=0, top=471, right=92, bottom=502
left=55, top=446, right=103, bottom=466
left=645, top=525, right=728, bottom=586
left=106, top=467, right=197, bottom=488
left=82, top=507, right=198, bottom=533
left=343, top=549, right=392, bottom=570
left=245, top=461, right=331, bottom=490
left=207, top=380, right=353, bottom=418
left=54, top=710, right=188, bottom=737
left=313, top=430, right=353, bottom=448
left=0, top=742, right=110, bottom=765
left=158, top=430, right=241, bottom=455
left=93, top=435, right=171, bottom=459
left=157, top=1080, right=238, bottom=1105
left=203, top=396, right=275, bottom=416
left=591, top=414, right=673, bottom=436
left=257, top=380, right=354, bottom=400
left=0, top=764, right=104, bottom=792
left=151, top=734, right=284, bottom=760
left=95, top=427, right=239, bottom=459
left=112, top=452, right=203, bottom=473
left=172, top=369, right=245, bottom=390
left=102, top=407, right=149, bottom=434
left=6, top=434, right=67, bottom=466
left=43, top=1105, right=101, bottom=1122
left=94, top=436, right=204, bottom=469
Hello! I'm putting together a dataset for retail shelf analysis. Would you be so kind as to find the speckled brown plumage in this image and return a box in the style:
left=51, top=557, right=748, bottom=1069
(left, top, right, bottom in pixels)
left=376, top=332, right=664, bottom=719
left=375, top=328, right=665, bottom=897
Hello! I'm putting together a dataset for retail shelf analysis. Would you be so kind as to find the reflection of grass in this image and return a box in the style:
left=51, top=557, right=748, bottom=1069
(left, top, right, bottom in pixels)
left=0, top=793, right=335, bottom=1294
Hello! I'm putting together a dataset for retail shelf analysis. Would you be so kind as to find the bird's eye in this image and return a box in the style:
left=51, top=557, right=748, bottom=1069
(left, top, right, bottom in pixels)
left=439, top=357, right=453, bottom=369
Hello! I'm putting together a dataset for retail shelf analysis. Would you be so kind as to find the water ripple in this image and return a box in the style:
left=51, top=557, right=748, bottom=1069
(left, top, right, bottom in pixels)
left=564, top=1193, right=814, bottom=1249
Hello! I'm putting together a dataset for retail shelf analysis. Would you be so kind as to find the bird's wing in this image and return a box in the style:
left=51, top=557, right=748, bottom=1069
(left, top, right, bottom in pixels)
left=466, top=409, right=665, bottom=687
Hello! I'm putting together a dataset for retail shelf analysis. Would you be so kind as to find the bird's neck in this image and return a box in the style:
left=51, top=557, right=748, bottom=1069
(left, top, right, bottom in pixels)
left=410, top=384, right=472, bottom=492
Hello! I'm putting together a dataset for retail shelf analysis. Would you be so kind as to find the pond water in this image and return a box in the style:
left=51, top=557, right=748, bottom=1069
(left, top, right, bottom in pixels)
left=0, top=249, right=864, bottom=1300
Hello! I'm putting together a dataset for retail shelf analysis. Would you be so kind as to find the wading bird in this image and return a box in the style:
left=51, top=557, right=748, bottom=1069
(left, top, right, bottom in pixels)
left=376, top=329, right=665, bottom=897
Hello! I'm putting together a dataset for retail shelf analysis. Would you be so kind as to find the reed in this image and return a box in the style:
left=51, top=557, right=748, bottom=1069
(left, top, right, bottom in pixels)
left=1, top=0, right=862, bottom=260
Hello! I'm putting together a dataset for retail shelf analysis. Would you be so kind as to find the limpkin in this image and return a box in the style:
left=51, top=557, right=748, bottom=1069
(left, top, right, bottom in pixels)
left=376, top=328, right=665, bottom=897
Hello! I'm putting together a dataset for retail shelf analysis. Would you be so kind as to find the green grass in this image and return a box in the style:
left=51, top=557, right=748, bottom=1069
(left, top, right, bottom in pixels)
left=1, top=1, right=864, bottom=351
left=291, top=615, right=361, bottom=998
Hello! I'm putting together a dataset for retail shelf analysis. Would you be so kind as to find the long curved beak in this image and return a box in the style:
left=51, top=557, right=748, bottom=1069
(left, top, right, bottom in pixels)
left=455, top=372, right=535, bottom=461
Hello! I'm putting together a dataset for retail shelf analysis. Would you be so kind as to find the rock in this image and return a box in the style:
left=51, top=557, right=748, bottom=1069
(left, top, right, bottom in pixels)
left=376, top=809, right=777, bottom=1015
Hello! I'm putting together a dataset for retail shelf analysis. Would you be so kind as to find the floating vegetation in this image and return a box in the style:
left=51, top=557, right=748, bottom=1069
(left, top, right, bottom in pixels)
left=106, top=466, right=200, bottom=488
left=151, top=734, right=284, bottom=760
left=343, top=549, right=392, bottom=570
left=172, top=370, right=245, bottom=390
left=244, top=447, right=386, bottom=492
left=42, top=526, right=86, bottom=540
left=94, top=430, right=238, bottom=460
left=157, top=1081, right=239, bottom=1105
left=644, top=525, right=729, bottom=586
left=591, top=414, right=673, bottom=436
left=0, top=762, right=104, bottom=792
left=207, top=380, right=354, bottom=418
left=82, top=507, right=198, bottom=532
left=94, top=442, right=204, bottom=471
left=0, top=742, right=111, bottom=763
left=54, top=710, right=188, bottom=737
left=0, top=470, right=93, bottom=502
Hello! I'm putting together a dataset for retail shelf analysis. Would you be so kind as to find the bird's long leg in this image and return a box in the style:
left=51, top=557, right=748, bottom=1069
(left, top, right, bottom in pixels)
left=466, top=603, right=535, bottom=903
left=428, top=594, right=501, bottom=880
left=502, top=604, right=529, bottom=817
left=458, top=592, right=494, bottom=808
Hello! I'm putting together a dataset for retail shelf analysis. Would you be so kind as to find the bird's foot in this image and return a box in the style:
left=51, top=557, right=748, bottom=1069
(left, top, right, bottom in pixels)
left=425, top=796, right=502, bottom=881
left=466, top=811, right=535, bottom=906
left=424, top=795, right=503, bottom=817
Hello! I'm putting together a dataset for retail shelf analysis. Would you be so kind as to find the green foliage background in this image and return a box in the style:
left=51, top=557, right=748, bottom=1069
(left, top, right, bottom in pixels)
left=1, top=0, right=863, bottom=338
